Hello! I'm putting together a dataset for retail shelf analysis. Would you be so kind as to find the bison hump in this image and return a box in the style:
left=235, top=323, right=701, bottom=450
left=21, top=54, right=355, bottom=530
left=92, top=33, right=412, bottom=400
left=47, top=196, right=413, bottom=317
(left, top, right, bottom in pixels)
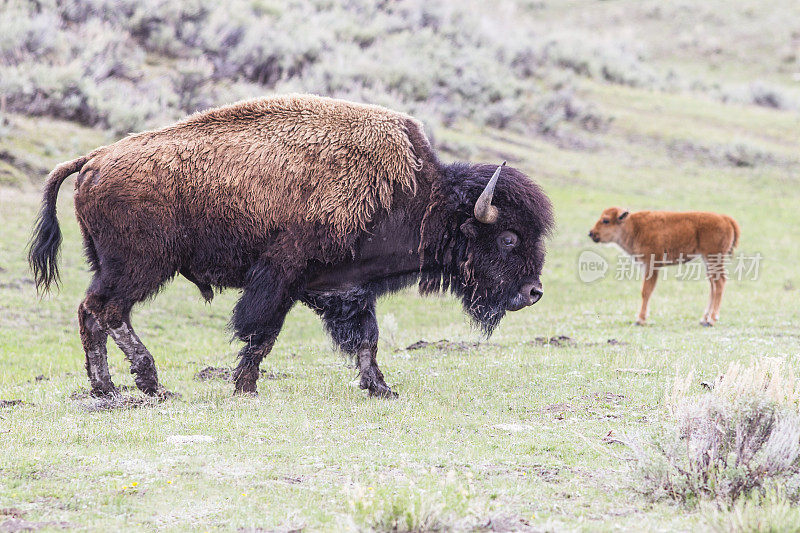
left=186, top=94, right=423, bottom=236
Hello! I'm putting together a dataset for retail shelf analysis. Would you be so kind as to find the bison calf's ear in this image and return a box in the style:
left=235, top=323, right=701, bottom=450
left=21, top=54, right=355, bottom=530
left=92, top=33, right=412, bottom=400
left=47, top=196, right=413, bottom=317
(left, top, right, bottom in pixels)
left=618, top=210, right=630, bottom=221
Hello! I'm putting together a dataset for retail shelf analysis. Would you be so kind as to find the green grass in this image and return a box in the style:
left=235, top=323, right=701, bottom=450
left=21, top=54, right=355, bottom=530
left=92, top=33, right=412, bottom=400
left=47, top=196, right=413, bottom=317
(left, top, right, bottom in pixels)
left=1, top=81, right=799, bottom=531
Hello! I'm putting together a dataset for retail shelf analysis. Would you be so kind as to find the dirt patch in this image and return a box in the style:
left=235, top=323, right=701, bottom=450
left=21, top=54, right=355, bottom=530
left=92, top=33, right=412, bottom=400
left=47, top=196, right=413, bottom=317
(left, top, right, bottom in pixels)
left=528, top=335, right=575, bottom=347
left=69, top=386, right=161, bottom=412
left=70, top=385, right=135, bottom=400
left=541, top=402, right=572, bottom=420
left=195, top=367, right=232, bottom=381
left=584, top=338, right=630, bottom=347
left=0, top=400, right=25, bottom=408
left=79, top=395, right=158, bottom=412
left=401, top=340, right=485, bottom=352
left=479, top=463, right=566, bottom=483
left=542, top=392, right=626, bottom=420
left=476, top=515, right=536, bottom=532
left=194, top=367, right=291, bottom=382
left=0, top=518, right=71, bottom=532
left=615, top=368, right=654, bottom=375
left=583, top=392, right=626, bottom=403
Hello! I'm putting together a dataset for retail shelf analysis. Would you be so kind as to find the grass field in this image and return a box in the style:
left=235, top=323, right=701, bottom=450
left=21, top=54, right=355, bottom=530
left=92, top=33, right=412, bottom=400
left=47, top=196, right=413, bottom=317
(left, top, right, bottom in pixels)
left=1, top=79, right=799, bottom=531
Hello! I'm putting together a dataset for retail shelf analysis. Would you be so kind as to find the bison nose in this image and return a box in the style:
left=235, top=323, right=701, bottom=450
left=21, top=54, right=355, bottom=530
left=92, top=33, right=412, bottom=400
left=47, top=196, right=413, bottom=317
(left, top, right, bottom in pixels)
left=588, top=231, right=594, bottom=238
left=521, top=282, right=543, bottom=306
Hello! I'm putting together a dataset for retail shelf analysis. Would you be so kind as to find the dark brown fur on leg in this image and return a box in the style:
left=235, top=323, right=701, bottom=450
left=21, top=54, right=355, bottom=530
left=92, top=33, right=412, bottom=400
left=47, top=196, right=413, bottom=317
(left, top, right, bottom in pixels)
left=106, top=322, right=162, bottom=395
left=230, top=259, right=298, bottom=396
left=232, top=340, right=274, bottom=395
left=303, top=291, right=397, bottom=398
left=78, top=301, right=117, bottom=397
left=357, top=345, right=397, bottom=398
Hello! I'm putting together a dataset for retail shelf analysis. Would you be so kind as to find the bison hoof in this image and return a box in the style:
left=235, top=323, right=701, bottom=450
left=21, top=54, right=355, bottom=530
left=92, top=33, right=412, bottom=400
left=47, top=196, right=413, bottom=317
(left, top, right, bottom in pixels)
left=233, top=380, right=258, bottom=396
left=156, top=387, right=180, bottom=400
left=368, top=386, right=398, bottom=399
left=634, top=320, right=646, bottom=326
left=90, top=385, right=119, bottom=398
left=700, top=320, right=714, bottom=327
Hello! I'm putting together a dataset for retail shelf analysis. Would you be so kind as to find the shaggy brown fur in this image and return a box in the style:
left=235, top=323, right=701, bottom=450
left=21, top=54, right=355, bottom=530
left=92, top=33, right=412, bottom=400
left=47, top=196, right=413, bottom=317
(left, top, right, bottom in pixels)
left=29, top=94, right=553, bottom=399
left=589, top=207, right=740, bottom=326
left=82, top=94, right=421, bottom=239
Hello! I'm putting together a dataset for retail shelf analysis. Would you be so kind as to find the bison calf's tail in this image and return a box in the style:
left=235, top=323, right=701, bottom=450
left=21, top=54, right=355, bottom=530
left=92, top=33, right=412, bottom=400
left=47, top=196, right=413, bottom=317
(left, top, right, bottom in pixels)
left=727, top=215, right=741, bottom=254
left=28, top=155, right=90, bottom=294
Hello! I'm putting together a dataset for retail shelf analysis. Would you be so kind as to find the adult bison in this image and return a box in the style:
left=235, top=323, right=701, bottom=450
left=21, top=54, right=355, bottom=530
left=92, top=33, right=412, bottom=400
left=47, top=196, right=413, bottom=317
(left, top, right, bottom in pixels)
left=29, top=94, right=553, bottom=398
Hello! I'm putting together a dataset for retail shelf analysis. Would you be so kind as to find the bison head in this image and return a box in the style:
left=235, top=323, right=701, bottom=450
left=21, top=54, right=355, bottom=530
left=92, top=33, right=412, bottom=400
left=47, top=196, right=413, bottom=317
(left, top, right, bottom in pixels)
left=588, top=207, right=629, bottom=244
left=420, top=161, right=554, bottom=335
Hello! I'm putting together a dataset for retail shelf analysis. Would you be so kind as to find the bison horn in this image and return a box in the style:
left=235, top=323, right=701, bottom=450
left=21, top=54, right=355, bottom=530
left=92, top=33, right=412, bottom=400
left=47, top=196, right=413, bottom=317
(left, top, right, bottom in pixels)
left=474, top=161, right=505, bottom=224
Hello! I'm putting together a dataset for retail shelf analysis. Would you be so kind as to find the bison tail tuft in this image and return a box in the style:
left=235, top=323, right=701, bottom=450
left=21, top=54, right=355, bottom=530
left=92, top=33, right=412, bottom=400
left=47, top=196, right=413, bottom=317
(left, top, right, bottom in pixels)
left=28, top=155, right=89, bottom=294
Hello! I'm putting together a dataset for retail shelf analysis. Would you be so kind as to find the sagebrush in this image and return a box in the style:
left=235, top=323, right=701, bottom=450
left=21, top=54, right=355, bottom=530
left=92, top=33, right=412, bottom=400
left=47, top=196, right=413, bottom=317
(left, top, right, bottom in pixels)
left=629, top=358, right=800, bottom=506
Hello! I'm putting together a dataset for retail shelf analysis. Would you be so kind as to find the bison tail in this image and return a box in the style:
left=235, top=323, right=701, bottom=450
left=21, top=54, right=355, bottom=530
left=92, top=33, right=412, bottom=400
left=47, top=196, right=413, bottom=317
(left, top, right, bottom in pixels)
left=28, top=155, right=90, bottom=294
left=727, top=216, right=741, bottom=254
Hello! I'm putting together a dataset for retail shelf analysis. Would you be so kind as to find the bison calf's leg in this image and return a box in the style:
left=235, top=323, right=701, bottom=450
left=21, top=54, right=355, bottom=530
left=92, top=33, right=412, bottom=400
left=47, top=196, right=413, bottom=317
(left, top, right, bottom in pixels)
left=78, top=301, right=117, bottom=396
left=701, top=276, right=718, bottom=326
left=712, top=276, right=726, bottom=322
left=304, top=291, right=396, bottom=398
left=636, top=269, right=659, bottom=325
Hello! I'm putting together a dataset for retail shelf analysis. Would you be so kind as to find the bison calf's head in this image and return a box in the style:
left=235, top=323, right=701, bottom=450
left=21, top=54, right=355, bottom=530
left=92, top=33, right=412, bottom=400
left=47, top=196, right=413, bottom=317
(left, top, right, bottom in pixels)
left=589, top=207, right=629, bottom=244
left=421, top=161, right=553, bottom=335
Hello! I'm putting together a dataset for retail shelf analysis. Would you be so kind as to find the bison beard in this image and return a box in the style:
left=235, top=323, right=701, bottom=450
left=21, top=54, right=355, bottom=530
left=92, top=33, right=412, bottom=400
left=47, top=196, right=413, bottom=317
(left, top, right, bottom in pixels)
left=419, top=228, right=514, bottom=336
left=27, top=95, right=553, bottom=399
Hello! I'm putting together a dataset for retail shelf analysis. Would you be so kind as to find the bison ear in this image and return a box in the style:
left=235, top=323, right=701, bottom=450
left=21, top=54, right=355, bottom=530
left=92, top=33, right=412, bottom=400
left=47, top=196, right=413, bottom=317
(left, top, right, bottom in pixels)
left=460, top=220, right=478, bottom=239
left=618, top=210, right=629, bottom=221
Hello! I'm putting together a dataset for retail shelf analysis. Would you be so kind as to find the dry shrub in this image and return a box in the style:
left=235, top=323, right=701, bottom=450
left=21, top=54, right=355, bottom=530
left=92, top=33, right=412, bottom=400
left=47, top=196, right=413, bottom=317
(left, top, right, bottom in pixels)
left=630, top=358, right=800, bottom=507
left=0, top=0, right=621, bottom=135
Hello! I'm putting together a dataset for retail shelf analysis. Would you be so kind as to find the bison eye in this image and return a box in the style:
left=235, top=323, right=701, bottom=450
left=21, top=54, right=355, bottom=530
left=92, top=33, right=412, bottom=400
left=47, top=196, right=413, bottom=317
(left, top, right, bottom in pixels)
left=602, top=219, right=610, bottom=224
left=497, top=231, right=519, bottom=250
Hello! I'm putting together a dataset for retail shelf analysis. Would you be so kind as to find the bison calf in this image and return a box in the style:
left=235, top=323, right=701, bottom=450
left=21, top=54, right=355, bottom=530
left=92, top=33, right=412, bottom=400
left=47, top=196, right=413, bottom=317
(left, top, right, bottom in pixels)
left=29, top=94, right=553, bottom=399
left=588, top=208, right=739, bottom=326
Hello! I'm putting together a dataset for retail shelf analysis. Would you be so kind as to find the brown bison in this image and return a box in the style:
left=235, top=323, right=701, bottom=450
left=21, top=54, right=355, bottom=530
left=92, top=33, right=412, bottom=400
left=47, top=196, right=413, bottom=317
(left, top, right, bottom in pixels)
left=589, top=207, right=739, bottom=326
left=29, top=94, right=553, bottom=398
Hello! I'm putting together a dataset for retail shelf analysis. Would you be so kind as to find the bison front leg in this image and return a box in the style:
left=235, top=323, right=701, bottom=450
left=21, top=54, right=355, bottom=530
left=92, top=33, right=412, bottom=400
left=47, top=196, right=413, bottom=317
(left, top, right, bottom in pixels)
left=303, top=290, right=397, bottom=398
left=231, top=260, right=296, bottom=395
left=636, top=268, right=659, bottom=325
left=357, top=344, right=396, bottom=398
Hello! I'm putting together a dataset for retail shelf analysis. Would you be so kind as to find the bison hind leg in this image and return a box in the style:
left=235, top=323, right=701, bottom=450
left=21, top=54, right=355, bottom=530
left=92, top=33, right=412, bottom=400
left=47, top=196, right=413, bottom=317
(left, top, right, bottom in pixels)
left=81, top=268, right=174, bottom=398
left=78, top=299, right=117, bottom=396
